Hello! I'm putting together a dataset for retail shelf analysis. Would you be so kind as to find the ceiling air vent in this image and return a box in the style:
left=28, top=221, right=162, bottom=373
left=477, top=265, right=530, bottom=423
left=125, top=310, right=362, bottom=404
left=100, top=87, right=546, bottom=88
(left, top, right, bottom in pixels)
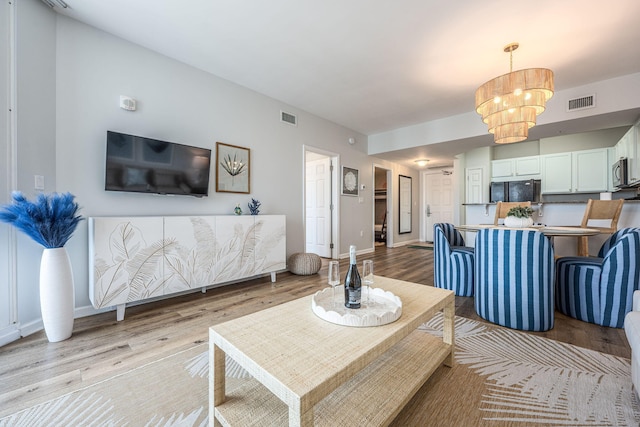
left=567, top=94, right=596, bottom=112
left=280, top=110, right=297, bottom=127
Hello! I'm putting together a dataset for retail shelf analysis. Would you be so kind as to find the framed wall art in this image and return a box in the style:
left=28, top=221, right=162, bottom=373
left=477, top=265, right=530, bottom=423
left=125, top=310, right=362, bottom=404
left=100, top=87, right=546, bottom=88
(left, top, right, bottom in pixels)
left=341, top=166, right=359, bottom=196
left=216, top=142, right=250, bottom=193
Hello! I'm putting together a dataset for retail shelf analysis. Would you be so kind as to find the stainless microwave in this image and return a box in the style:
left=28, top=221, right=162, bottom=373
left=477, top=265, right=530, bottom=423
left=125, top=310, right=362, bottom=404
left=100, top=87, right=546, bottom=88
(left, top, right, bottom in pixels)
left=612, top=158, right=628, bottom=188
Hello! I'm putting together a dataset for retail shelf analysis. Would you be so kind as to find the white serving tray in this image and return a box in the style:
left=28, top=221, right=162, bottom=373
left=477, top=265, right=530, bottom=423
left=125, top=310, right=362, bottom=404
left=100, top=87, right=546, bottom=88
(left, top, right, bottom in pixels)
left=311, top=285, right=402, bottom=327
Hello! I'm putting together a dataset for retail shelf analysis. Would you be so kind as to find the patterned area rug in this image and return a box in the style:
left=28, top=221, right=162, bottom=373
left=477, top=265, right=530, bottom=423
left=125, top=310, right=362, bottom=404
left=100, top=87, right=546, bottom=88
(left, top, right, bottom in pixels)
left=1, top=316, right=638, bottom=426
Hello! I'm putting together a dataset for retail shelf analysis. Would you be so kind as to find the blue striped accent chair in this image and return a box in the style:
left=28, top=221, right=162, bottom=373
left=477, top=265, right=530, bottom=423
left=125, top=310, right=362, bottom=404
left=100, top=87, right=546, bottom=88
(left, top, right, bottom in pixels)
left=474, top=228, right=555, bottom=331
left=433, top=223, right=474, bottom=296
left=556, top=228, right=640, bottom=328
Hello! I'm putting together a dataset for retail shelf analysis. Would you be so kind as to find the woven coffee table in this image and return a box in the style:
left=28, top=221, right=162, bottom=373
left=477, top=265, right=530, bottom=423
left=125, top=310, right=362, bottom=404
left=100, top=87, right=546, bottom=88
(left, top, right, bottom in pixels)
left=209, top=276, right=455, bottom=426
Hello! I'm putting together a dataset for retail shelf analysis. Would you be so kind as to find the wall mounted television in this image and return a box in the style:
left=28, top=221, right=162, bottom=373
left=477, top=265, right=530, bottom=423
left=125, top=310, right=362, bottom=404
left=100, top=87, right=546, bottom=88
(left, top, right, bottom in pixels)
left=105, top=131, right=211, bottom=197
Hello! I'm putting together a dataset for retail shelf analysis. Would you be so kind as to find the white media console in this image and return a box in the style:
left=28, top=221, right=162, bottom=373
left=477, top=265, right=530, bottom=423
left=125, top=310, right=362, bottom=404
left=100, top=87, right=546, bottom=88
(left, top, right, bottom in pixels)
left=88, top=215, right=286, bottom=320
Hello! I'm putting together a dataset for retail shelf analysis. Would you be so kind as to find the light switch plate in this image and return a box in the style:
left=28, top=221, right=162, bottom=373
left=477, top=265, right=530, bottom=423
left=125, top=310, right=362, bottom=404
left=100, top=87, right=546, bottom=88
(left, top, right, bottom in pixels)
left=34, top=175, right=45, bottom=190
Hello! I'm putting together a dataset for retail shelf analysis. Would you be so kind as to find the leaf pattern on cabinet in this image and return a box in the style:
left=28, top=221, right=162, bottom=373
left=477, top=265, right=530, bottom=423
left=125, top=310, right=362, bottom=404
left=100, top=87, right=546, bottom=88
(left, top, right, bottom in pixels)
left=92, top=217, right=285, bottom=308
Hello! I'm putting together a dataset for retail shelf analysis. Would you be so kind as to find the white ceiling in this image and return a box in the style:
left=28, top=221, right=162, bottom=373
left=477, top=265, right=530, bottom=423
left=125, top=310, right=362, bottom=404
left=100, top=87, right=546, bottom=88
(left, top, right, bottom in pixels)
left=47, top=0, right=640, bottom=167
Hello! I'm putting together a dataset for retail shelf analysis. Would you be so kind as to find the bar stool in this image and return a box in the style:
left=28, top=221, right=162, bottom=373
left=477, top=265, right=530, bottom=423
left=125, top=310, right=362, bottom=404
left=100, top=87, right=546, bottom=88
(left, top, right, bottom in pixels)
left=577, top=199, right=624, bottom=256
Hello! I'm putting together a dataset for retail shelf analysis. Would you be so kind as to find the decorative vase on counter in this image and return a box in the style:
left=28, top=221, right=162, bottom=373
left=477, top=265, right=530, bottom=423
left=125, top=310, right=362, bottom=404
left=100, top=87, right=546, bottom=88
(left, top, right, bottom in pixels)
left=504, top=216, right=534, bottom=228
left=40, top=247, right=75, bottom=342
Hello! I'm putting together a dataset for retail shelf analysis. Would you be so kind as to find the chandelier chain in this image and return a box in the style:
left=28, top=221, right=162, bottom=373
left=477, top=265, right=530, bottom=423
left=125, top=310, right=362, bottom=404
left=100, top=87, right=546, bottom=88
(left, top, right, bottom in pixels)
left=509, top=49, right=513, bottom=73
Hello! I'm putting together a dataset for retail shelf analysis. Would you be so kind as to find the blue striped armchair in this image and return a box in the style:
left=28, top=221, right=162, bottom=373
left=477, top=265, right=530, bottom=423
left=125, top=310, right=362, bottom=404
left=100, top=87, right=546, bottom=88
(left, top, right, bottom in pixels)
left=433, top=223, right=474, bottom=296
left=556, top=228, right=640, bottom=328
left=474, top=228, right=555, bottom=331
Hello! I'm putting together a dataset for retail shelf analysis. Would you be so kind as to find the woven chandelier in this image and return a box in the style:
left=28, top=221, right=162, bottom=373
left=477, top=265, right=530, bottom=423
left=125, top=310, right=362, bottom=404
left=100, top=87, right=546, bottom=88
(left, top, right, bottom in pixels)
left=475, top=43, right=554, bottom=144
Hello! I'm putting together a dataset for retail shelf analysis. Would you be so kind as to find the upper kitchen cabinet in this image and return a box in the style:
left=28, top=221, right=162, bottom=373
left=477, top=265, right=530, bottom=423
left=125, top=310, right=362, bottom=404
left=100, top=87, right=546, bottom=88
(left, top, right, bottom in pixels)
left=491, top=155, right=540, bottom=181
left=615, top=126, right=633, bottom=160
left=541, top=148, right=609, bottom=194
left=633, top=123, right=640, bottom=185
left=621, top=124, right=639, bottom=185
left=614, top=124, right=639, bottom=185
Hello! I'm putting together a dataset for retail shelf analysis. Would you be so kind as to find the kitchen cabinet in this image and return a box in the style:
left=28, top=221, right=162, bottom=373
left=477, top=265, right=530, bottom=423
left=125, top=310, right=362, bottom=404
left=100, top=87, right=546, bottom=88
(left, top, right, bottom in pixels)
left=491, top=155, right=540, bottom=180
left=615, top=127, right=633, bottom=160
left=607, top=147, right=616, bottom=192
left=541, top=153, right=572, bottom=193
left=633, top=124, right=640, bottom=184
left=541, top=148, right=609, bottom=194
left=614, top=124, right=639, bottom=185
left=491, top=159, right=514, bottom=179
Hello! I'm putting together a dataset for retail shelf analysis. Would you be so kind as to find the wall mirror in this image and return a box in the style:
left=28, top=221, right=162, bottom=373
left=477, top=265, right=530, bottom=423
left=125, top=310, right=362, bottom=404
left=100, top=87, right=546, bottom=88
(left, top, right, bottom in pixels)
left=399, top=175, right=411, bottom=234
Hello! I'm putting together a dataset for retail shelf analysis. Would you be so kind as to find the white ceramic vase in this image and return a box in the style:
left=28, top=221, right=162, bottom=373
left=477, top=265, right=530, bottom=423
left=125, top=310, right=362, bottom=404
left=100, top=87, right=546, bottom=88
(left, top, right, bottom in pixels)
left=40, top=247, right=75, bottom=342
left=504, top=216, right=534, bottom=228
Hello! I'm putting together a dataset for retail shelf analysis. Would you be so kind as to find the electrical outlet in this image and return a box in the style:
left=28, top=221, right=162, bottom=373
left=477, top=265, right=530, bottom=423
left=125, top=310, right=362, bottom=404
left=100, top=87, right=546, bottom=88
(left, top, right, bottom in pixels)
left=360, top=230, right=364, bottom=237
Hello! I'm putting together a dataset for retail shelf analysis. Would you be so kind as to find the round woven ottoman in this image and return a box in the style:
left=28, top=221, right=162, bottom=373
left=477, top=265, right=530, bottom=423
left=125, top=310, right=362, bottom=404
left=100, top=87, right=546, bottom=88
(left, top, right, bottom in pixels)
left=288, top=253, right=322, bottom=275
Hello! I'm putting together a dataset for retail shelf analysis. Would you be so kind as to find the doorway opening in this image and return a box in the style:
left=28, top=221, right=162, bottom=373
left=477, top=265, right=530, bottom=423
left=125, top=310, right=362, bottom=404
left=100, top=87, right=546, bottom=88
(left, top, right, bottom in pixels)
left=373, top=166, right=392, bottom=248
left=304, top=147, right=339, bottom=259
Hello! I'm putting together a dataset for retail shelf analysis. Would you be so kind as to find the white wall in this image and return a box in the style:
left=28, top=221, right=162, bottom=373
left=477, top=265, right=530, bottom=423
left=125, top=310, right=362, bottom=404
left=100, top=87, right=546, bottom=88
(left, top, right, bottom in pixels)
left=0, top=3, right=420, bottom=340
left=14, top=0, right=57, bottom=332
left=50, top=15, right=418, bottom=319
left=367, top=74, right=640, bottom=155
left=492, top=127, right=629, bottom=161
left=539, top=127, right=628, bottom=155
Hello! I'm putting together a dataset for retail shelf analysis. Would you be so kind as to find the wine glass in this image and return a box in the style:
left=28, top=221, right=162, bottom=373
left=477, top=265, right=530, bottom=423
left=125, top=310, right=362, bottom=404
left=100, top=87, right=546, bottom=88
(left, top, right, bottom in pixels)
left=328, top=261, right=340, bottom=307
left=362, top=260, right=373, bottom=305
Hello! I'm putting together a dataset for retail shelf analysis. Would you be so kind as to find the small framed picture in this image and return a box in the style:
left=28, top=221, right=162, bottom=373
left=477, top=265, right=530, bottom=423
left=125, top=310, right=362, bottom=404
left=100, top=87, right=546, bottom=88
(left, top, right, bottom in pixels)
left=216, top=142, right=250, bottom=194
left=341, top=166, right=359, bottom=196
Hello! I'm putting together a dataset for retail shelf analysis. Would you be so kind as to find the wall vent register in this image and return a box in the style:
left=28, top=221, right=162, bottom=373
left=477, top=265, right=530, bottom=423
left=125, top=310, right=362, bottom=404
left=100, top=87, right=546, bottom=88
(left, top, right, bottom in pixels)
left=567, top=94, right=595, bottom=112
left=280, top=110, right=297, bottom=126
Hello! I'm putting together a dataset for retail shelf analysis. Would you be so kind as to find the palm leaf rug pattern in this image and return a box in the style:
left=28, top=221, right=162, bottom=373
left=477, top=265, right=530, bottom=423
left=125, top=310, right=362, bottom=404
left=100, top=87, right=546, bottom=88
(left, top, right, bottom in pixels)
left=419, top=315, right=640, bottom=425
left=2, top=317, right=638, bottom=426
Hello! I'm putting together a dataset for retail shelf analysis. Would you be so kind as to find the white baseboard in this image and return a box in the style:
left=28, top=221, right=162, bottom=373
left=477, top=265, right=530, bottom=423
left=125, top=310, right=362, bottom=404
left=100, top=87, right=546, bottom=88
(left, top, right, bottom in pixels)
left=19, top=318, right=44, bottom=338
left=0, top=325, right=20, bottom=347
left=9, top=305, right=111, bottom=342
left=393, top=239, right=420, bottom=248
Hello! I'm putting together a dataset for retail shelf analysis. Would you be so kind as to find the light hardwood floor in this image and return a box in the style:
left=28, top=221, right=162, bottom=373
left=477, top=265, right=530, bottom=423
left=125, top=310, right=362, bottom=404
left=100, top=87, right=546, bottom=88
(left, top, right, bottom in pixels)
left=0, top=245, right=631, bottom=419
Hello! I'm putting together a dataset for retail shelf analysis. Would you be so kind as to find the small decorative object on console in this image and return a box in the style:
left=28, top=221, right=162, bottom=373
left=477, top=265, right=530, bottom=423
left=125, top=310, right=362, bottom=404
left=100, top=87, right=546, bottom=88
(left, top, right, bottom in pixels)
left=247, top=198, right=261, bottom=215
left=234, top=204, right=243, bottom=215
left=505, top=205, right=534, bottom=228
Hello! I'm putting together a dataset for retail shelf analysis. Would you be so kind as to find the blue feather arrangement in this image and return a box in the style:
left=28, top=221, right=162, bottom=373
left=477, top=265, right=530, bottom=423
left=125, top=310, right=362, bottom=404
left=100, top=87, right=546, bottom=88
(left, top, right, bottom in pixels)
left=0, top=191, right=83, bottom=248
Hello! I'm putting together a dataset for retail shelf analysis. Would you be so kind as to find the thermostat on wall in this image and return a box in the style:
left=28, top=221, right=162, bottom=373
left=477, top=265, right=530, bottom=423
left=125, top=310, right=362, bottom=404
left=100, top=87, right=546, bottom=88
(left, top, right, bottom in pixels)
left=120, top=95, right=137, bottom=111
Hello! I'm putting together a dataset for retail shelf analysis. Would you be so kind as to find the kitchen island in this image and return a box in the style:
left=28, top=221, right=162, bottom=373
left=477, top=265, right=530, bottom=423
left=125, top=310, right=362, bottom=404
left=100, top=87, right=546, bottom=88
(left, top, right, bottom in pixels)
left=463, top=199, right=640, bottom=257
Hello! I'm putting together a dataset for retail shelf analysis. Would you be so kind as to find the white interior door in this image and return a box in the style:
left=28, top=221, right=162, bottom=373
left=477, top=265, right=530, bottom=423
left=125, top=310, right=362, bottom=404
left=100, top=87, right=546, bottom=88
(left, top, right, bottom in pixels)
left=465, top=167, right=484, bottom=203
left=305, top=156, right=332, bottom=257
left=425, top=172, right=454, bottom=242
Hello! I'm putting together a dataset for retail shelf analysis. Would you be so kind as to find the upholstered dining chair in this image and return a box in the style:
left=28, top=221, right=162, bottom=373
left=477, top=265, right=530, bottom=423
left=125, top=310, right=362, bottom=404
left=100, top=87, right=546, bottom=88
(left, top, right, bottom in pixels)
left=556, top=228, right=640, bottom=328
left=493, top=201, right=532, bottom=225
left=577, top=198, right=624, bottom=256
left=474, top=228, right=555, bottom=331
left=433, top=223, right=474, bottom=297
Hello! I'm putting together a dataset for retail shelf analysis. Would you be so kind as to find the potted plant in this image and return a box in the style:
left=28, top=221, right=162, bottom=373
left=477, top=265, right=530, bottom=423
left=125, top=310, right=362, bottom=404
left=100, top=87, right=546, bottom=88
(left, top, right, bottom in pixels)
left=504, top=205, right=534, bottom=228
left=0, top=191, right=83, bottom=342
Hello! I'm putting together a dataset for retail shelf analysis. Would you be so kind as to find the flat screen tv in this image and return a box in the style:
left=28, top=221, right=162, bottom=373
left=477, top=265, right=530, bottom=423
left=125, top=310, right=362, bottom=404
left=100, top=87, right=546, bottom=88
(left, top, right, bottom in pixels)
left=105, top=131, right=211, bottom=197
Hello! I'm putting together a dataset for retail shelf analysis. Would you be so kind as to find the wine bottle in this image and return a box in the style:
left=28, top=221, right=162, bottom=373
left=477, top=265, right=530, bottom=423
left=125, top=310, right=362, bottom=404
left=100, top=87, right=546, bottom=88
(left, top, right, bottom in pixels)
left=344, top=245, right=362, bottom=309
